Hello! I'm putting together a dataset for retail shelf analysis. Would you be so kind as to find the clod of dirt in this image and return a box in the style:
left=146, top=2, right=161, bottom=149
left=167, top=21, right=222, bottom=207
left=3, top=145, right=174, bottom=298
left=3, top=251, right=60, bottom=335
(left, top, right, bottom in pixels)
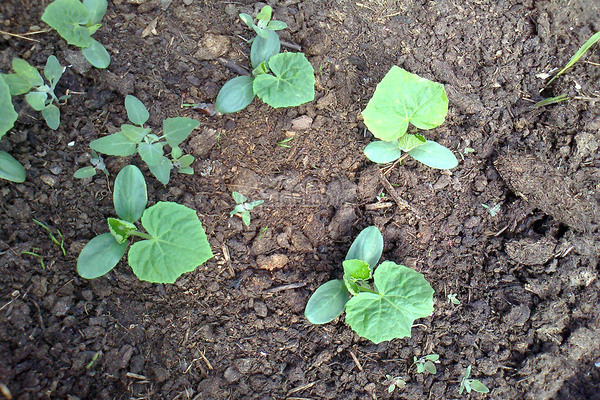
left=195, top=34, right=231, bottom=60
left=505, top=237, right=556, bottom=265
left=328, top=204, right=356, bottom=239
left=502, top=304, right=531, bottom=327
left=189, top=127, right=218, bottom=157
left=495, top=152, right=600, bottom=232
left=290, top=115, right=313, bottom=131
left=255, top=254, right=288, bottom=271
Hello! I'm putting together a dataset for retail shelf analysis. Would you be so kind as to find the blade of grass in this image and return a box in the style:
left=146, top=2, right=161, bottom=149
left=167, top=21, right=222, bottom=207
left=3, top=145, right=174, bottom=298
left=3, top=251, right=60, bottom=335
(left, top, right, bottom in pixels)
left=33, top=219, right=66, bottom=255
left=21, top=251, right=45, bottom=270
left=534, top=94, right=569, bottom=108
left=547, top=31, right=600, bottom=85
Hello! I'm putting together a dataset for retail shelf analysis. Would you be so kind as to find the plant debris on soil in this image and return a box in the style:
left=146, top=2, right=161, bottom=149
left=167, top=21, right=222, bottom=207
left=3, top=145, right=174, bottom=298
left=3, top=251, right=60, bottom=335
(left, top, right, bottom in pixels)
left=1, top=0, right=600, bottom=399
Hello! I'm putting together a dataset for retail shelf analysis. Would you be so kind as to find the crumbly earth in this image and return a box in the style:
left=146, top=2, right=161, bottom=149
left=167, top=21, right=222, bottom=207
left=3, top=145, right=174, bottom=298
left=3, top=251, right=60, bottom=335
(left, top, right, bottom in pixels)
left=1, top=0, right=599, bottom=399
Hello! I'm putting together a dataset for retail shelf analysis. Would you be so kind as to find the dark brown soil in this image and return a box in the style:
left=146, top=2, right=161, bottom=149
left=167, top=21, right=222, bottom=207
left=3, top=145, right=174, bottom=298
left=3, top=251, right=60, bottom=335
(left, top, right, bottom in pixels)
left=1, top=0, right=600, bottom=399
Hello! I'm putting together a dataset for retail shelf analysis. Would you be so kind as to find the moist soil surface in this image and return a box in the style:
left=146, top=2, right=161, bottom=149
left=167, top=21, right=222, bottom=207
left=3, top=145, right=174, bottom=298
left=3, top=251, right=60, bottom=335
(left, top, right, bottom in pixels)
left=1, top=0, right=600, bottom=399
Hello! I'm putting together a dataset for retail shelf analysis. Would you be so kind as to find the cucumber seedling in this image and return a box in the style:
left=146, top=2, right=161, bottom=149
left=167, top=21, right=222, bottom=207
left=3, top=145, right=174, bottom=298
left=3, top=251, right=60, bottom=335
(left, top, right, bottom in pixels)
left=304, top=226, right=434, bottom=344
left=89, top=95, right=199, bottom=184
left=362, top=66, right=458, bottom=170
left=42, top=0, right=110, bottom=68
left=77, top=165, right=213, bottom=283
left=215, top=5, right=315, bottom=114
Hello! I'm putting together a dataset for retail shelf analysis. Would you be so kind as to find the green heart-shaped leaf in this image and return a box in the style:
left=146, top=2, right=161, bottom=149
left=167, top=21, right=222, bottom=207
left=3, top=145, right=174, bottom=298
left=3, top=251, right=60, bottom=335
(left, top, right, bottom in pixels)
left=42, top=0, right=93, bottom=48
left=305, top=279, right=349, bottom=324
left=253, top=52, right=315, bottom=108
left=148, top=156, right=173, bottom=185
left=138, top=142, right=165, bottom=166
left=408, top=140, right=458, bottom=170
left=107, top=217, right=137, bottom=243
left=90, top=132, right=138, bottom=156
left=163, top=117, right=199, bottom=148
left=83, top=0, right=107, bottom=25
left=345, top=261, right=434, bottom=343
left=12, top=58, right=43, bottom=87
left=128, top=202, right=213, bottom=283
left=113, top=165, right=147, bottom=222
left=362, top=66, right=448, bottom=141
left=119, top=124, right=151, bottom=143
left=398, top=133, right=426, bottom=152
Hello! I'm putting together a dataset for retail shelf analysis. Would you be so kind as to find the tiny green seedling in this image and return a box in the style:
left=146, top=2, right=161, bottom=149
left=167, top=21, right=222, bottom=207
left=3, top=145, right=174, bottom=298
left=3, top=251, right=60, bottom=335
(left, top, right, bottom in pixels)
left=481, top=203, right=501, bottom=217
left=546, top=31, right=600, bottom=86
left=77, top=165, right=213, bottom=283
left=277, top=137, right=294, bottom=148
left=89, top=95, right=199, bottom=184
left=74, top=150, right=109, bottom=179
left=385, top=375, right=406, bottom=394
left=1, top=56, right=67, bottom=130
left=34, top=219, right=66, bottom=256
left=230, top=191, right=264, bottom=226
left=42, top=0, right=110, bottom=68
left=362, top=66, right=458, bottom=170
left=459, top=365, right=490, bottom=395
left=21, top=249, right=46, bottom=270
left=305, top=226, right=434, bottom=344
left=413, top=353, right=439, bottom=375
left=448, top=293, right=460, bottom=305
left=86, top=352, right=101, bottom=369
left=215, top=5, right=315, bottom=113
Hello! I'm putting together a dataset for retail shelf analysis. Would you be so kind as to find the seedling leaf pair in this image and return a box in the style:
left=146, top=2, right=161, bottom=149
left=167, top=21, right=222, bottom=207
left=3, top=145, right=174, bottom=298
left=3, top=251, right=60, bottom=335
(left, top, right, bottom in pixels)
left=459, top=365, right=490, bottom=394
left=77, top=165, right=213, bottom=283
left=215, top=6, right=314, bottom=114
left=230, top=191, right=264, bottom=226
left=305, top=226, right=434, bottom=343
left=90, top=95, right=200, bottom=184
left=42, top=0, right=110, bottom=68
left=362, top=66, right=458, bottom=170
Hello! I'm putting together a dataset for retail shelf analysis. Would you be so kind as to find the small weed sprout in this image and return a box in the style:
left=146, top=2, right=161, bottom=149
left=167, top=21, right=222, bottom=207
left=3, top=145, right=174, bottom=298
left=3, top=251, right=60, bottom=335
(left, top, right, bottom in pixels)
left=459, top=365, right=490, bottom=395
left=230, top=191, right=264, bottom=226
left=1, top=56, right=67, bottom=130
left=412, top=353, right=439, bottom=375
left=481, top=203, right=501, bottom=217
left=21, top=249, right=46, bottom=270
left=385, top=375, right=406, bottom=393
left=34, top=219, right=66, bottom=256
left=89, top=95, right=199, bottom=184
left=447, top=293, right=461, bottom=305
left=74, top=150, right=109, bottom=179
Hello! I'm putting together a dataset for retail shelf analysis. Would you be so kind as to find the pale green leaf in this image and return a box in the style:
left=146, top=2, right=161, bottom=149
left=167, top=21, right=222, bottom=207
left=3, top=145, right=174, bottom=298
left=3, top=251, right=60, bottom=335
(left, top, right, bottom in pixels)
left=107, top=217, right=137, bottom=244
left=408, top=140, right=458, bottom=170
left=138, top=142, right=165, bottom=166
left=12, top=58, right=43, bottom=87
left=0, top=78, right=17, bottom=137
left=119, top=124, right=151, bottom=143
left=267, top=20, right=287, bottom=30
left=547, top=31, right=600, bottom=85
left=163, top=117, right=200, bottom=148
left=364, top=140, right=401, bottom=164
left=148, top=156, right=172, bottom=184
left=362, top=66, right=448, bottom=141
left=41, top=104, right=60, bottom=130
left=232, top=191, right=247, bottom=204
left=241, top=211, right=251, bottom=226
left=113, top=165, right=147, bottom=222
left=171, top=146, right=183, bottom=159
left=44, top=55, right=65, bottom=88
left=125, top=95, right=149, bottom=125
left=305, top=279, right=349, bottom=324
left=256, top=5, right=272, bottom=23
left=1, top=74, right=32, bottom=96
left=177, top=154, right=194, bottom=168
left=215, top=76, right=255, bottom=114
left=77, top=233, right=127, bottom=279
left=26, top=91, right=48, bottom=111
left=345, top=226, right=383, bottom=270
left=82, top=39, right=110, bottom=69
left=239, top=13, right=254, bottom=28
left=90, top=132, right=137, bottom=156
left=253, top=52, right=315, bottom=108
left=250, top=29, right=280, bottom=69
left=398, top=133, right=426, bottom=152
left=469, top=379, right=489, bottom=393
left=42, top=0, right=93, bottom=47
left=128, top=202, right=213, bottom=283
left=0, top=151, right=25, bottom=182
left=344, top=261, right=434, bottom=343
left=83, top=0, right=107, bottom=25
left=74, top=166, right=97, bottom=178
left=178, top=166, right=193, bottom=174
left=424, top=361, right=437, bottom=374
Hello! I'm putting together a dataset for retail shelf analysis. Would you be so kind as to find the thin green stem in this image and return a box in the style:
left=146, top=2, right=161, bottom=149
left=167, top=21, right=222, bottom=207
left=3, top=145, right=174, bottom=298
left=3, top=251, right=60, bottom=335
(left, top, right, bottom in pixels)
left=128, top=231, right=153, bottom=240
left=356, top=285, right=378, bottom=294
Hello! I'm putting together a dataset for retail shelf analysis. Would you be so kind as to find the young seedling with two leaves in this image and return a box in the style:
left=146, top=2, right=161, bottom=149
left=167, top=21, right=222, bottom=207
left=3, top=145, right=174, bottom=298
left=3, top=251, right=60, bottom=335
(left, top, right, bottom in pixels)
left=1, top=56, right=67, bottom=130
left=459, top=365, right=490, bottom=395
left=304, top=226, right=434, bottom=343
left=230, top=191, right=264, bottom=226
left=77, top=165, right=213, bottom=283
left=412, top=353, right=439, bottom=375
left=89, top=95, right=199, bottom=184
left=363, top=66, right=458, bottom=170
left=215, top=5, right=315, bottom=114
left=74, top=150, right=109, bottom=179
left=42, top=0, right=110, bottom=68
